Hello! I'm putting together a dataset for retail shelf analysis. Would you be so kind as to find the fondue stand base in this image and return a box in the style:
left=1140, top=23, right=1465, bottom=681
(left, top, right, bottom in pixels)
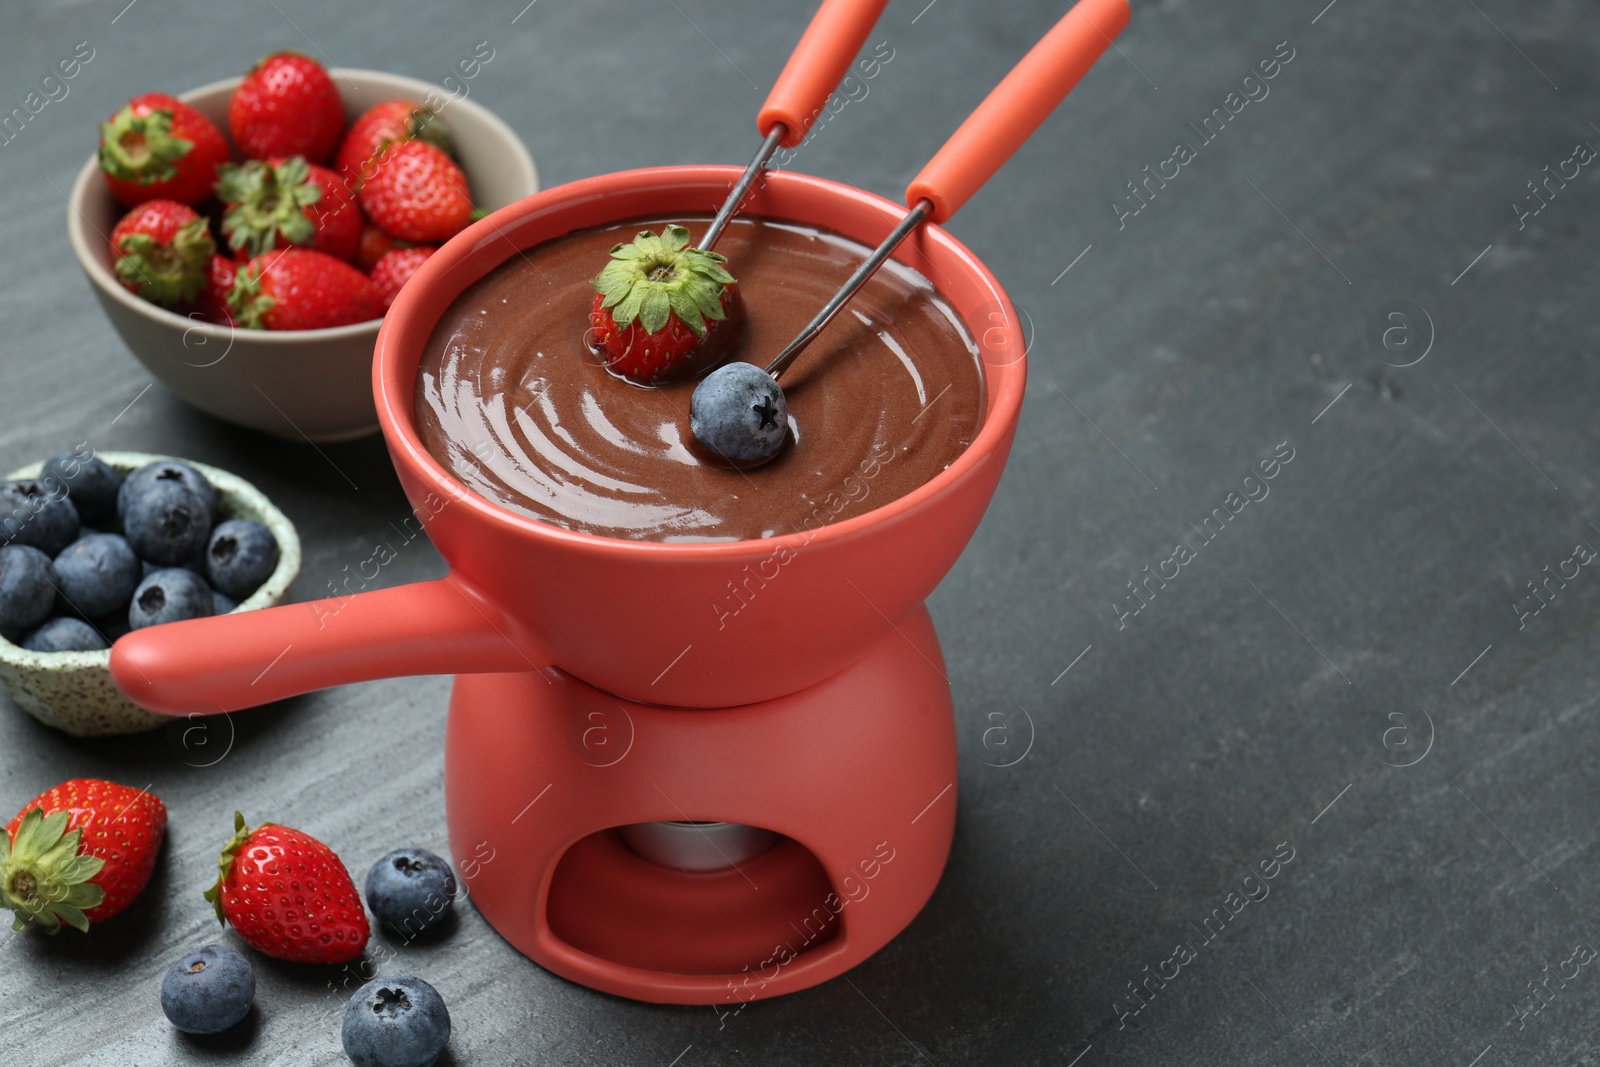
left=445, top=605, right=958, bottom=1005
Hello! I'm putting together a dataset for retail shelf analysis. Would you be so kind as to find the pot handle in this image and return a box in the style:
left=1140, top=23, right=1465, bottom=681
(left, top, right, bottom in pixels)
left=110, top=578, right=543, bottom=715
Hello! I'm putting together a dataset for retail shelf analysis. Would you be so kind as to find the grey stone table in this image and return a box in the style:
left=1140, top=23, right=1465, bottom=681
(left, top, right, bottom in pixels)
left=2, top=0, right=1597, bottom=1063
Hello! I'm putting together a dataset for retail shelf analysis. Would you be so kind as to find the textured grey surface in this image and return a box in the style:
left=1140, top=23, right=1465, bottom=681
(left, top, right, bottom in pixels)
left=2, top=0, right=1598, bottom=1064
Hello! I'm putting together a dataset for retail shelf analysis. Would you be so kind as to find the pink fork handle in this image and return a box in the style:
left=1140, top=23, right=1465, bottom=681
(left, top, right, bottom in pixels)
left=758, top=0, right=892, bottom=147
left=110, top=578, right=542, bottom=715
left=906, top=0, right=1131, bottom=223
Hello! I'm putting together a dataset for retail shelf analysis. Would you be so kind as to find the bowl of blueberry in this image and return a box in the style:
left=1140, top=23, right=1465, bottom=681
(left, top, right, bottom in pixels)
left=0, top=448, right=299, bottom=736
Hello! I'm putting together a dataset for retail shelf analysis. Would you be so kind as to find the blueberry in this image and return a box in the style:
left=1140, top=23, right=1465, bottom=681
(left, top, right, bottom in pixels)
left=119, top=460, right=216, bottom=522
left=143, top=554, right=205, bottom=581
left=365, top=849, right=457, bottom=939
left=53, top=534, right=141, bottom=618
left=689, top=362, right=790, bottom=464
left=92, top=610, right=132, bottom=642
left=341, top=976, right=451, bottom=1067
left=141, top=556, right=201, bottom=579
left=0, top=480, right=81, bottom=557
left=0, top=545, right=57, bottom=633
left=20, top=616, right=107, bottom=653
left=40, top=452, right=123, bottom=525
left=128, top=568, right=215, bottom=630
left=205, top=520, right=279, bottom=600
left=122, top=480, right=212, bottom=567
left=213, top=590, right=237, bottom=615
left=160, top=944, right=255, bottom=1035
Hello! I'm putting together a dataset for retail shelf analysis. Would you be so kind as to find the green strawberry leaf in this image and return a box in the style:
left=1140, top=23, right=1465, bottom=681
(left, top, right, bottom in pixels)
left=592, top=263, right=635, bottom=306
left=218, top=158, right=323, bottom=258
left=115, top=217, right=214, bottom=306
left=589, top=226, right=737, bottom=340
left=667, top=286, right=707, bottom=337
left=204, top=812, right=255, bottom=925
left=97, top=106, right=193, bottom=184
left=639, top=287, right=671, bottom=334
left=612, top=287, right=646, bottom=330
left=0, top=808, right=106, bottom=935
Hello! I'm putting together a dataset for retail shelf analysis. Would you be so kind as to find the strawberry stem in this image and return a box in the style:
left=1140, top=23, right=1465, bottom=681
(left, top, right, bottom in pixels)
left=98, top=105, right=193, bottom=184
left=216, top=157, right=323, bottom=258
left=204, top=811, right=258, bottom=925
left=227, top=260, right=276, bottom=331
left=0, top=809, right=106, bottom=934
left=591, top=224, right=735, bottom=338
left=115, top=217, right=216, bottom=307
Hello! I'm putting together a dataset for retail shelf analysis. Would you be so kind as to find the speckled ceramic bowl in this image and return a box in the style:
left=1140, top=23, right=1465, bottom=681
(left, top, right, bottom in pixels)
left=0, top=451, right=300, bottom=736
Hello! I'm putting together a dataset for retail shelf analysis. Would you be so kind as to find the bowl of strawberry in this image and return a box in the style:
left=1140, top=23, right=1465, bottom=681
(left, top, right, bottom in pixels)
left=67, top=54, right=538, bottom=442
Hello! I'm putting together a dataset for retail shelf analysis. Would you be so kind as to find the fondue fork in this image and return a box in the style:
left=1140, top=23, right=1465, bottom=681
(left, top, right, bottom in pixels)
left=697, top=0, right=892, bottom=252
left=690, top=0, right=1132, bottom=464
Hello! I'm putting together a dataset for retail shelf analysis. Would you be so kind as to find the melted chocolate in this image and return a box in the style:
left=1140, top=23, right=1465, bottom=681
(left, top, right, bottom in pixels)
left=414, top=215, right=984, bottom=542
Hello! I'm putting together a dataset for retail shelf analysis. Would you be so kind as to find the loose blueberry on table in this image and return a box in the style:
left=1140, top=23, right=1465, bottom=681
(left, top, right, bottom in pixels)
left=341, top=976, right=451, bottom=1067
left=159, top=944, right=255, bottom=1035
left=365, top=848, right=457, bottom=938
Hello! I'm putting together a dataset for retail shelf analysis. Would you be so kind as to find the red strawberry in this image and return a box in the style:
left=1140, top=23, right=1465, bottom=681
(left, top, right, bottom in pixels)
left=99, top=92, right=230, bottom=208
left=589, top=224, right=742, bottom=382
left=358, top=141, right=475, bottom=243
left=0, top=779, right=166, bottom=933
left=355, top=223, right=410, bottom=273
left=335, top=100, right=452, bottom=191
left=370, top=246, right=436, bottom=308
left=193, top=254, right=239, bottom=327
left=110, top=199, right=216, bottom=307
left=229, top=247, right=381, bottom=330
left=215, top=156, right=361, bottom=261
left=228, top=52, right=344, bottom=164
left=204, top=813, right=369, bottom=963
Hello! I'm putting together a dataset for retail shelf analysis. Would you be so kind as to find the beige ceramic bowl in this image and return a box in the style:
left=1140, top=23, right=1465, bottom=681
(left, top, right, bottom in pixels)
left=67, top=69, right=539, bottom=442
left=0, top=452, right=301, bottom=737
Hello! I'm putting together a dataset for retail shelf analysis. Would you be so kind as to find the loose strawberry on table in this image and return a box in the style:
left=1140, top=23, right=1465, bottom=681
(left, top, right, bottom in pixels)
left=230, top=247, right=381, bottom=331
left=589, top=224, right=743, bottom=382
left=99, top=93, right=230, bottom=208
left=205, top=812, right=369, bottom=964
left=0, top=778, right=166, bottom=933
left=336, top=99, right=452, bottom=191
left=229, top=52, right=344, bottom=164
left=215, top=156, right=361, bottom=262
left=358, top=140, right=475, bottom=244
left=371, top=246, right=436, bottom=309
left=110, top=199, right=216, bottom=307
